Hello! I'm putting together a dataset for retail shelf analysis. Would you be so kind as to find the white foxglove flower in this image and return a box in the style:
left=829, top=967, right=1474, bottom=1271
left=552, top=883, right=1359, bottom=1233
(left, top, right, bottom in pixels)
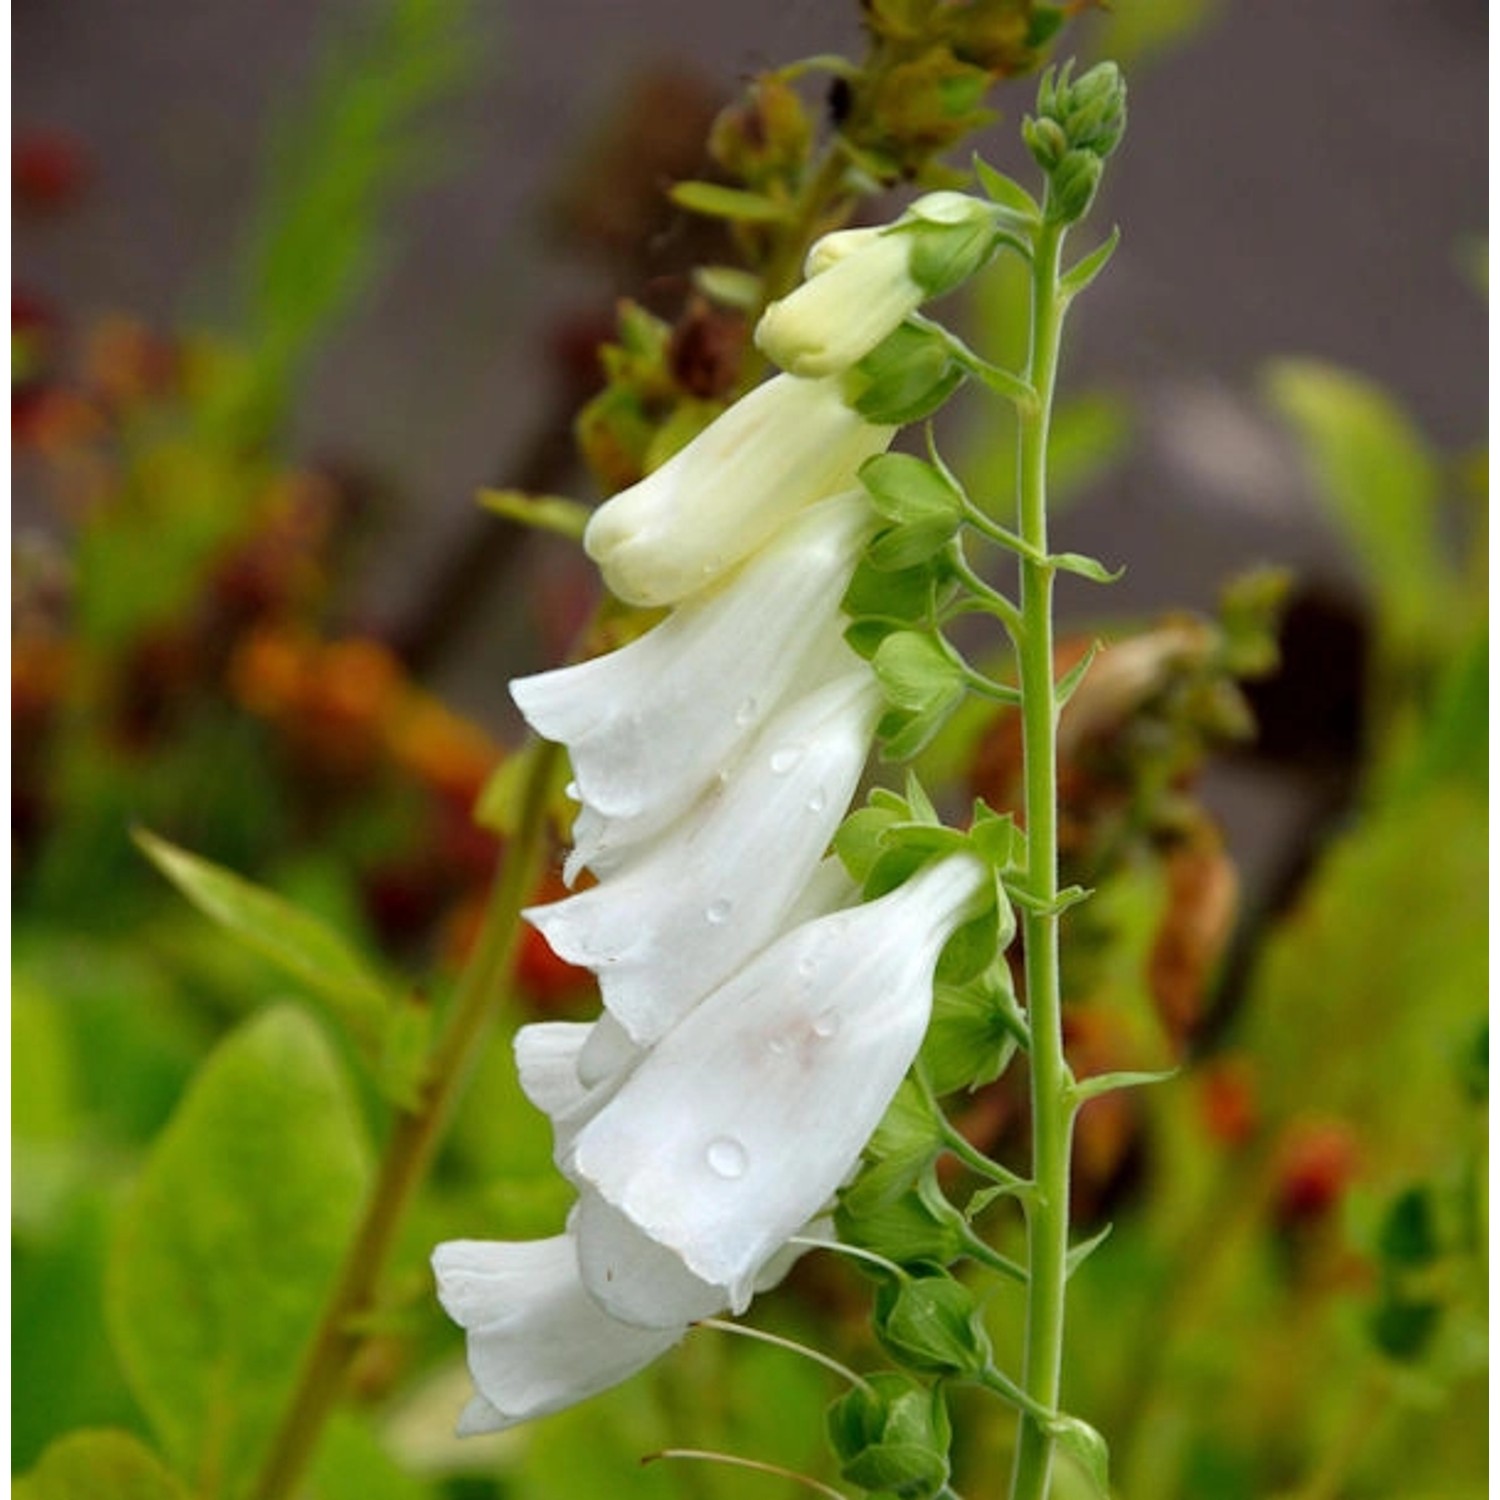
left=432, top=1233, right=684, bottom=1434
left=566, top=855, right=989, bottom=1321
left=756, top=231, right=923, bottom=379
left=513, top=493, right=873, bottom=879
left=756, top=191, right=1000, bottom=379
left=525, top=670, right=883, bottom=1046
left=581, top=374, right=892, bottom=607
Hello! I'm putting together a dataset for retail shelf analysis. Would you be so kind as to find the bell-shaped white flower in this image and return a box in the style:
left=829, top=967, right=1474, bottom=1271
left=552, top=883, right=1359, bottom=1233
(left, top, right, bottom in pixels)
left=756, top=231, right=923, bottom=380
left=565, top=855, right=989, bottom=1318
left=432, top=1233, right=685, bottom=1434
left=513, top=493, right=873, bottom=880
left=581, top=375, right=892, bottom=607
left=525, top=669, right=883, bottom=1046
left=756, top=192, right=1001, bottom=379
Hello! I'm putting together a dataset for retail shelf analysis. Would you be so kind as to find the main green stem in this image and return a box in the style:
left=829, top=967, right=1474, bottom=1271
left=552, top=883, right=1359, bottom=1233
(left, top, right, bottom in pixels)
left=249, top=743, right=560, bottom=1500
left=1007, top=216, right=1077, bottom=1500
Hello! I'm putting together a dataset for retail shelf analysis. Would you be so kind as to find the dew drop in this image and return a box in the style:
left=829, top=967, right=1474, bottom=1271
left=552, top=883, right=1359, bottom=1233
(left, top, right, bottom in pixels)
left=735, top=696, right=758, bottom=726
left=812, top=1009, right=841, bottom=1039
left=806, top=787, right=827, bottom=813
left=766, top=1034, right=791, bottom=1057
left=797, top=954, right=818, bottom=978
left=706, top=1137, right=748, bottom=1179
left=769, top=744, right=805, bottom=775
left=564, top=780, right=580, bottom=802
left=705, top=898, right=732, bottom=925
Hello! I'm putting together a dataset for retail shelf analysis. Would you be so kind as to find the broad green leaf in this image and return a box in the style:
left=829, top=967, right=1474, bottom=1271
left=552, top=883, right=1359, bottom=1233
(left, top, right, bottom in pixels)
left=15, top=1430, right=190, bottom=1500
left=1264, top=359, right=1450, bottom=653
left=1059, top=226, right=1120, bottom=300
left=135, top=829, right=395, bottom=1061
left=309, top=1415, right=435, bottom=1500
left=107, top=1006, right=371, bottom=1496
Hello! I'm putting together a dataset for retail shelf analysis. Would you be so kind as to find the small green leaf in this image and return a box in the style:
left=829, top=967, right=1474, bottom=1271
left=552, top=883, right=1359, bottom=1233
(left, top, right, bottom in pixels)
left=692, top=264, right=763, bottom=310
left=1059, top=225, right=1121, bottom=299
left=843, top=554, right=940, bottom=626
left=1070, top=1066, right=1179, bottom=1105
left=134, top=830, right=395, bottom=1060
left=669, top=180, right=789, bottom=223
left=477, top=487, right=590, bottom=539
left=16, top=1431, right=190, bottom=1500
left=879, top=701, right=962, bottom=763
left=868, top=518, right=962, bottom=571
left=1050, top=550, right=1124, bottom=584
left=968, top=803, right=1022, bottom=869
left=1369, top=1293, right=1442, bottom=1363
left=903, top=770, right=941, bottom=825
left=1056, top=640, right=1101, bottom=710
left=106, top=1006, right=370, bottom=1494
left=972, top=155, right=1041, bottom=218
left=1066, top=1222, right=1114, bottom=1277
left=1047, top=1413, right=1111, bottom=1497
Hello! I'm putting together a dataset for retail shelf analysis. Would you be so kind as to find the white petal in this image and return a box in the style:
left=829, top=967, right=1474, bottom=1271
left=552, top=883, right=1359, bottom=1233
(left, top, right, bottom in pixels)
left=568, top=856, right=988, bottom=1312
left=514, top=1016, right=643, bottom=1166
left=571, top=1189, right=726, bottom=1328
left=513, top=493, right=872, bottom=869
left=525, top=670, right=882, bottom=1045
left=431, top=1235, right=683, bottom=1431
left=581, top=375, right=891, bottom=607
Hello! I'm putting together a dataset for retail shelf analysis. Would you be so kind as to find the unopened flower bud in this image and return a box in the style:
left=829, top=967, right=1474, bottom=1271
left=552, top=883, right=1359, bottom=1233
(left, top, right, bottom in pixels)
left=1022, top=115, right=1068, bottom=173
left=1046, top=149, right=1103, bottom=225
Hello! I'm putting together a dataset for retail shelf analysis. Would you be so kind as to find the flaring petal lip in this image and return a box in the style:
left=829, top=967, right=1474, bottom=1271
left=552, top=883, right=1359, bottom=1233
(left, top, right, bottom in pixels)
left=512, top=492, right=873, bottom=876
left=431, top=1234, right=684, bottom=1432
left=581, top=372, right=892, bottom=607
left=524, top=669, right=882, bottom=1046
left=568, top=855, right=988, bottom=1312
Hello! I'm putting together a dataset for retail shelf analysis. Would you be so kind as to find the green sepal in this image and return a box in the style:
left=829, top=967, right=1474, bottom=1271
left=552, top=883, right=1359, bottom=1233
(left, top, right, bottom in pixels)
left=859, top=453, right=964, bottom=569
left=1047, top=1413, right=1112, bottom=1497
left=844, top=323, right=965, bottom=426
left=836, top=1180, right=966, bottom=1267
left=1060, top=226, right=1121, bottom=301
left=935, top=896, right=1003, bottom=986
left=692, top=264, right=763, bottom=310
left=844, top=554, right=941, bottom=626
left=668, top=180, right=789, bottom=223
left=843, top=1080, right=946, bottom=1211
left=904, top=214, right=1003, bottom=301
left=828, top=1374, right=952, bottom=1500
left=875, top=1271, right=993, bottom=1377
left=969, top=802, right=1023, bottom=869
left=477, top=488, right=590, bottom=540
left=873, top=632, right=965, bottom=714
left=904, top=769, right=941, bottom=825
left=923, top=966, right=1024, bottom=1095
left=834, top=805, right=906, bottom=884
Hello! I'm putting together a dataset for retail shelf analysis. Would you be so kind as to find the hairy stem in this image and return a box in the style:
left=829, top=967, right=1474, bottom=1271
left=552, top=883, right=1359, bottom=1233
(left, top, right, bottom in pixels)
left=249, top=742, right=560, bottom=1500
left=1007, top=215, right=1077, bottom=1500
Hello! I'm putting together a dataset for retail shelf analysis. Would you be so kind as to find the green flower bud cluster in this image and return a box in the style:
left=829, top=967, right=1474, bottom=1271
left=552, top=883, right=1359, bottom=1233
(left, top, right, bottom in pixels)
left=1022, top=60, right=1127, bottom=224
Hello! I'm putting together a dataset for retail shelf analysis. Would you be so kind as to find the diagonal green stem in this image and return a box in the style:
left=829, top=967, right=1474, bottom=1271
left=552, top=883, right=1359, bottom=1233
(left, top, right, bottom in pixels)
left=1006, top=214, right=1079, bottom=1500
left=248, top=741, right=561, bottom=1500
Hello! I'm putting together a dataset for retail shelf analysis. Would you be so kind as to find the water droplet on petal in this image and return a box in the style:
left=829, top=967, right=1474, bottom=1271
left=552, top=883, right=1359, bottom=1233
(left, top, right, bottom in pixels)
left=797, top=954, right=818, bottom=978
left=705, top=898, right=732, bottom=925
left=735, top=696, right=757, bottom=726
left=766, top=1034, right=791, bottom=1057
left=769, top=744, right=804, bottom=774
left=706, top=1137, right=748, bottom=1179
left=807, top=787, right=827, bottom=813
left=812, top=1009, right=841, bottom=1039
left=564, top=780, right=580, bottom=801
